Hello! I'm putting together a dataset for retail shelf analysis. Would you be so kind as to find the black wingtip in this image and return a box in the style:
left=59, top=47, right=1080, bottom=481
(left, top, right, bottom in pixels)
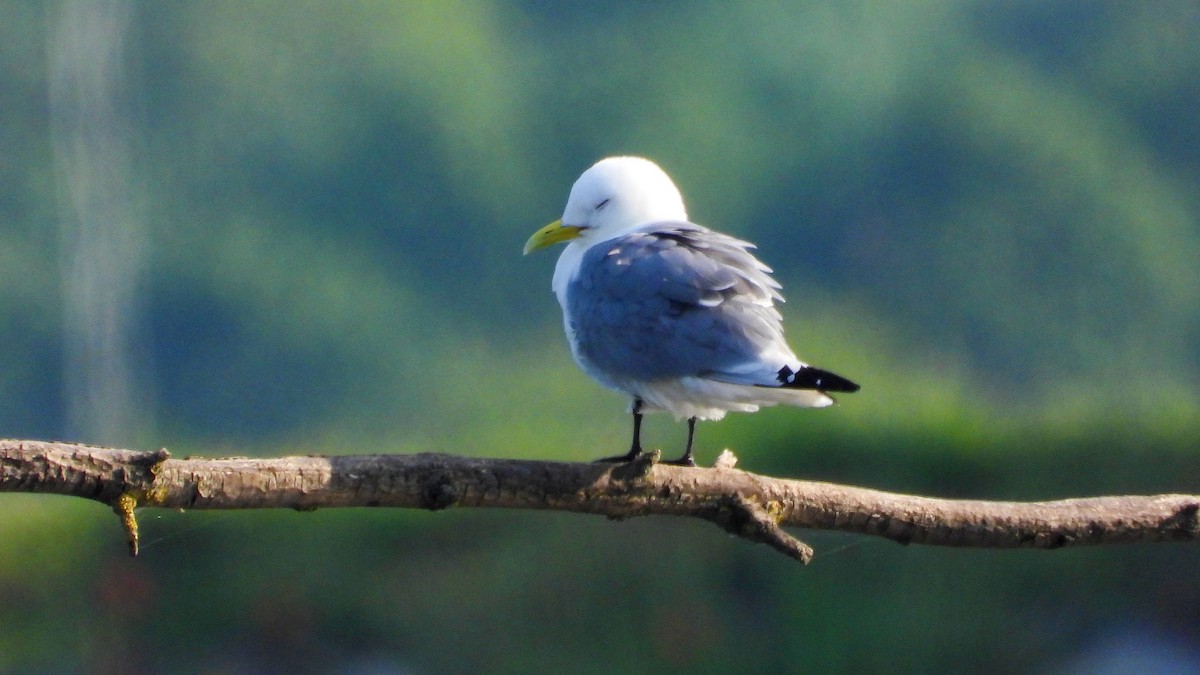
left=777, top=365, right=860, bottom=393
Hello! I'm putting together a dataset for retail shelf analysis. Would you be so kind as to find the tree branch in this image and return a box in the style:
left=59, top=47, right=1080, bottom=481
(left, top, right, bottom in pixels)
left=2, top=439, right=1197, bottom=564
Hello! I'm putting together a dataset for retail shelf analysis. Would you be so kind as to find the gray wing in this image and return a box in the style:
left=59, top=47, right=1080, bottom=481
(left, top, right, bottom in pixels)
left=566, top=221, right=789, bottom=383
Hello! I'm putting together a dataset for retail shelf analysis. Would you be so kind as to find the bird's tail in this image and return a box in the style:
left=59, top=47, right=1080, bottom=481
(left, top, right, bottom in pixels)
left=774, top=364, right=860, bottom=393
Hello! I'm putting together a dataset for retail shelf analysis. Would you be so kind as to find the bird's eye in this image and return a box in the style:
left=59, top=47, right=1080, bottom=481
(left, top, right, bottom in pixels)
left=595, top=198, right=610, bottom=211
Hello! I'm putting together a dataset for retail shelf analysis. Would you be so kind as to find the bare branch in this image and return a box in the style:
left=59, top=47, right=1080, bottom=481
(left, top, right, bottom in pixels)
left=2, top=439, right=1197, bottom=564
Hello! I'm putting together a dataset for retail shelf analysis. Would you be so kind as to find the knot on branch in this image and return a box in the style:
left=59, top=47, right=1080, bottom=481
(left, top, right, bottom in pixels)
left=712, top=495, right=814, bottom=565
left=607, top=449, right=659, bottom=481
left=130, top=447, right=171, bottom=473
left=1162, top=502, right=1200, bottom=539
left=423, top=477, right=459, bottom=511
left=107, top=447, right=172, bottom=497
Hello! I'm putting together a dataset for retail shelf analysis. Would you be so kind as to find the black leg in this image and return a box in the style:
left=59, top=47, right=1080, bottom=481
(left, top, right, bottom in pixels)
left=664, top=417, right=697, bottom=467
left=629, top=398, right=644, bottom=456
left=595, top=398, right=645, bottom=463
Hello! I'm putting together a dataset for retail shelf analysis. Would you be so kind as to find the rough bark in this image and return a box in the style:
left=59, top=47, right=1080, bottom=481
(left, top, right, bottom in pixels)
left=2, top=439, right=1197, bottom=564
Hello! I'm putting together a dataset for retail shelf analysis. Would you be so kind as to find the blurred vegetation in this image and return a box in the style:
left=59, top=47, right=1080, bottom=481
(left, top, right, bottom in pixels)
left=2, top=1, right=1198, bottom=673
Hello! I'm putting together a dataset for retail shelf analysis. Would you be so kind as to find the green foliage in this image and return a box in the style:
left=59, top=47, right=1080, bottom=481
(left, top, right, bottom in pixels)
left=1, top=1, right=1198, bottom=672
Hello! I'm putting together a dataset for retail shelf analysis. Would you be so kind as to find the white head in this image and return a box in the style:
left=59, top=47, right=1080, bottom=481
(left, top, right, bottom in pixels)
left=524, top=156, right=689, bottom=254
left=561, top=156, right=688, bottom=239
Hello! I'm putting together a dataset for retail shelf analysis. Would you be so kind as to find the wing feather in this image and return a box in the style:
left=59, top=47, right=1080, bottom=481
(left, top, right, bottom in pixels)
left=566, top=221, right=790, bottom=384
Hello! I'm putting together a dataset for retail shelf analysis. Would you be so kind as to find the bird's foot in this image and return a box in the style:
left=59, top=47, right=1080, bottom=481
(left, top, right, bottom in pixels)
left=661, top=451, right=696, bottom=467
left=597, top=448, right=660, bottom=479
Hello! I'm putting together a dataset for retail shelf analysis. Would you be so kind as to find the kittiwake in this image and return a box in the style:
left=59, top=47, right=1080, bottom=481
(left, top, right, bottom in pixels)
left=523, top=156, right=859, bottom=466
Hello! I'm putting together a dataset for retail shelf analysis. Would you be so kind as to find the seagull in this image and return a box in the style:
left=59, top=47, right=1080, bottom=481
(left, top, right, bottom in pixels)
left=523, top=156, right=859, bottom=466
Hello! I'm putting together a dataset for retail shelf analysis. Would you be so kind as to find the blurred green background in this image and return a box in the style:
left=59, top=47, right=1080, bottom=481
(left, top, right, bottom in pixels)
left=2, top=1, right=1199, bottom=673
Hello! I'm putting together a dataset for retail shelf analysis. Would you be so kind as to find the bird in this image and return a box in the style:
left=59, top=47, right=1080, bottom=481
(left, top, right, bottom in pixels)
left=523, top=156, right=859, bottom=466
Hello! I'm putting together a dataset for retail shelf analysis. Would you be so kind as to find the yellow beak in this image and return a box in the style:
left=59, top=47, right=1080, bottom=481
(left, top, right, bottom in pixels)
left=523, top=220, right=586, bottom=255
